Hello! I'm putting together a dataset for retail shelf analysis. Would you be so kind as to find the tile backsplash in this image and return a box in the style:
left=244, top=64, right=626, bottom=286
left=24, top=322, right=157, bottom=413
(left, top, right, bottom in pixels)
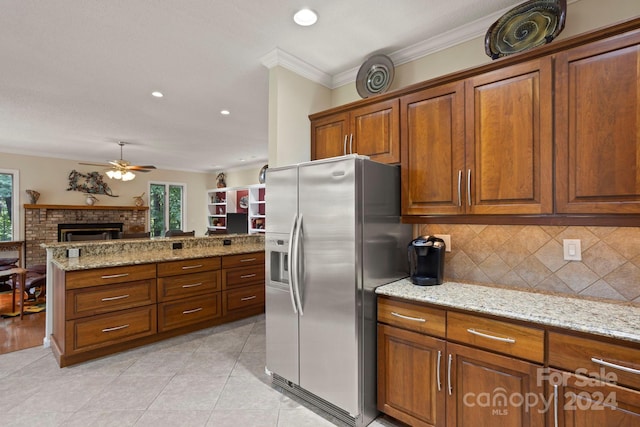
left=417, top=224, right=640, bottom=305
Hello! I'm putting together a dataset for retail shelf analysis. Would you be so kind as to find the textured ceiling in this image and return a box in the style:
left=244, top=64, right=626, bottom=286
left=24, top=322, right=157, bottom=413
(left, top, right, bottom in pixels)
left=0, top=0, right=521, bottom=173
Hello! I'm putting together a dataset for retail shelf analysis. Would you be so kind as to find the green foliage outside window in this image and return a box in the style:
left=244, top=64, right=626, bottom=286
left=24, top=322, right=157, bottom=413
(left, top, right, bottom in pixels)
left=0, top=173, right=14, bottom=241
left=149, top=183, right=184, bottom=237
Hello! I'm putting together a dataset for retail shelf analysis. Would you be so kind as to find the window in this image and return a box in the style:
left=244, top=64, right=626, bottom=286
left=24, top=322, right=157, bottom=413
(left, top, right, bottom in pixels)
left=0, top=169, right=19, bottom=241
left=149, top=182, right=186, bottom=237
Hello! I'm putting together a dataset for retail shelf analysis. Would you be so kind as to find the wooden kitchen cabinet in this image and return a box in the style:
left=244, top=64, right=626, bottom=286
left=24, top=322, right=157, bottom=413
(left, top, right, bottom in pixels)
left=555, top=29, right=640, bottom=214
left=401, top=57, right=553, bottom=216
left=311, top=98, right=400, bottom=164
left=221, top=251, right=265, bottom=318
left=157, top=257, right=222, bottom=332
left=377, top=296, right=545, bottom=427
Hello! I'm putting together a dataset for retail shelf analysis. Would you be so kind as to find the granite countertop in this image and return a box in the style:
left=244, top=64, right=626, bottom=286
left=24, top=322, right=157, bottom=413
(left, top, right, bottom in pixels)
left=376, top=279, right=640, bottom=345
left=46, top=235, right=265, bottom=271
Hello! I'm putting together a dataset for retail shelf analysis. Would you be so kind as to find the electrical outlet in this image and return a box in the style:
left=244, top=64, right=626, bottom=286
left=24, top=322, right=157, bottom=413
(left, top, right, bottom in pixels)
left=434, top=234, right=451, bottom=252
left=172, top=242, right=183, bottom=250
left=67, top=248, right=80, bottom=258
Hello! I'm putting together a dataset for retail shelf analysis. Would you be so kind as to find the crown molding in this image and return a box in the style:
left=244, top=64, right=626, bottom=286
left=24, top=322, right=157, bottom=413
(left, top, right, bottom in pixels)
left=260, top=48, right=333, bottom=88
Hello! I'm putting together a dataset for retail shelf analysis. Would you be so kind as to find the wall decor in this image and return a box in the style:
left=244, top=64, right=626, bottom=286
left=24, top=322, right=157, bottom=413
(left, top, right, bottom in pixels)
left=356, top=54, right=395, bottom=98
left=67, top=170, right=118, bottom=197
left=216, top=172, right=226, bottom=188
left=485, top=0, right=567, bottom=59
left=25, top=189, right=40, bottom=204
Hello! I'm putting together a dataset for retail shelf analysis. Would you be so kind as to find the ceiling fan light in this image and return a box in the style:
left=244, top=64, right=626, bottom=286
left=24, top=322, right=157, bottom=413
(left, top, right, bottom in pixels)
left=122, top=171, right=136, bottom=181
left=106, top=170, right=116, bottom=179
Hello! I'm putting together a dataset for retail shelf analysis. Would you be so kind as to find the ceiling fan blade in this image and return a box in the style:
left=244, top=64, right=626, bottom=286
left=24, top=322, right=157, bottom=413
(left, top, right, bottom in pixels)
left=127, top=165, right=157, bottom=171
left=79, top=162, right=111, bottom=167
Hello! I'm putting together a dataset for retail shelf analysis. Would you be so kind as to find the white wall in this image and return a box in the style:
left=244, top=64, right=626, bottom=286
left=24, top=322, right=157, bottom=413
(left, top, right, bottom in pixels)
left=0, top=152, right=215, bottom=237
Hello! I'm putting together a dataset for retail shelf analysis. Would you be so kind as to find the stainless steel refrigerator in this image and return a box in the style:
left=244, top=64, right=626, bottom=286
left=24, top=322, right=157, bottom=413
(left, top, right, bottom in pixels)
left=265, top=155, right=411, bottom=427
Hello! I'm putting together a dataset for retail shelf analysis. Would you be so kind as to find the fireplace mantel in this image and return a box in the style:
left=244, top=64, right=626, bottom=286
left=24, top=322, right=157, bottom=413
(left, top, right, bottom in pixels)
left=24, top=204, right=148, bottom=211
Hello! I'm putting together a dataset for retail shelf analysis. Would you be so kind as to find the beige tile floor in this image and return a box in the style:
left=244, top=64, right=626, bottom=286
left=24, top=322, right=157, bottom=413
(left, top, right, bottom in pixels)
left=0, top=315, right=403, bottom=427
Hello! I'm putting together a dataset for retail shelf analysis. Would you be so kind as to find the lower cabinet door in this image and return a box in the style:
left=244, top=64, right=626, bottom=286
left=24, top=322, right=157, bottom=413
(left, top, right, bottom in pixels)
left=447, top=342, right=545, bottom=427
left=378, top=323, right=446, bottom=427
left=158, top=293, right=221, bottom=332
left=550, top=370, right=640, bottom=427
left=68, top=305, right=157, bottom=354
left=222, top=284, right=265, bottom=316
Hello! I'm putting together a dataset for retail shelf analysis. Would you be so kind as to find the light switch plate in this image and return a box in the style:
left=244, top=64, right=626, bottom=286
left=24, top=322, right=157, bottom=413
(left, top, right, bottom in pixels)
left=563, top=239, right=581, bottom=261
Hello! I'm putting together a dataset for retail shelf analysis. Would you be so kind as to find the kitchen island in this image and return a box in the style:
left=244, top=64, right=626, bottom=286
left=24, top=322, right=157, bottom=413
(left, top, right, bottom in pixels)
left=375, top=279, right=640, bottom=426
left=43, top=234, right=264, bottom=367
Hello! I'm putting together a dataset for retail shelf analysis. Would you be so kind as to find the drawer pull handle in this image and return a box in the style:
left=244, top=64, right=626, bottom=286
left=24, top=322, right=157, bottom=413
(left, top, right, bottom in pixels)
left=183, top=307, right=203, bottom=314
left=240, top=258, right=257, bottom=263
left=553, top=384, right=559, bottom=427
left=101, top=294, right=130, bottom=302
left=391, top=311, right=426, bottom=323
left=181, top=264, right=203, bottom=270
left=101, top=273, right=129, bottom=279
left=466, top=328, right=516, bottom=343
left=241, top=295, right=257, bottom=301
left=591, top=357, right=640, bottom=375
left=241, top=273, right=257, bottom=279
left=182, top=282, right=203, bottom=288
left=102, top=324, right=129, bottom=332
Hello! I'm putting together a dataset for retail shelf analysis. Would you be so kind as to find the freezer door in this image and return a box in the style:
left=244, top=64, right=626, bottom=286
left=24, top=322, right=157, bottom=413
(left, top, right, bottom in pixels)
left=297, top=157, right=360, bottom=415
left=265, top=282, right=299, bottom=384
left=265, top=166, right=298, bottom=234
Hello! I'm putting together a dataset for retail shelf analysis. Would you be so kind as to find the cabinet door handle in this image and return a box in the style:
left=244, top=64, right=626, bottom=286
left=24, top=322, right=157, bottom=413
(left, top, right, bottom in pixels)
left=183, top=307, right=203, bottom=314
left=240, top=258, right=257, bottom=263
left=591, top=357, right=640, bottom=375
left=102, top=324, right=129, bottom=333
left=391, top=311, right=426, bottom=323
left=182, top=282, right=203, bottom=288
left=343, top=135, right=348, bottom=156
left=457, top=170, right=462, bottom=207
left=467, top=169, right=472, bottom=206
left=436, top=350, right=442, bottom=392
left=466, top=328, right=516, bottom=343
left=101, top=294, right=129, bottom=302
left=241, top=273, right=257, bottom=279
left=101, top=273, right=129, bottom=279
left=349, top=134, right=353, bottom=154
left=447, top=353, right=453, bottom=395
left=181, top=264, right=203, bottom=270
left=553, top=384, right=559, bottom=427
left=241, top=295, right=257, bottom=301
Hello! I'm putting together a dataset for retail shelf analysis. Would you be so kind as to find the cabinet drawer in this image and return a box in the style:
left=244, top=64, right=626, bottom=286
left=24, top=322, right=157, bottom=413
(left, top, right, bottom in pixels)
left=548, top=331, right=640, bottom=391
left=158, top=293, right=221, bottom=332
left=67, top=305, right=156, bottom=354
left=66, top=279, right=157, bottom=319
left=65, top=264, right=156, bottom=290
left=447, top=311, right=544, bottom=363
left=222, top=265, right=265, bottom=289
left=157, top=257, right=221, bottom=277
left=222, top=284, right=265, bottom=315
left=377, top=297, right=446, bottom=338
left=157, top=270, right=221, bottom=302
left=222, top=252, right=264, bottom=269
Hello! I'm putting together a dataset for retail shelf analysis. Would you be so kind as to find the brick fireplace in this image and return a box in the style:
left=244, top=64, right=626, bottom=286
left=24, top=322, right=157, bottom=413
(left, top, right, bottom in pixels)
left=24, top=204, right=148, bottom=267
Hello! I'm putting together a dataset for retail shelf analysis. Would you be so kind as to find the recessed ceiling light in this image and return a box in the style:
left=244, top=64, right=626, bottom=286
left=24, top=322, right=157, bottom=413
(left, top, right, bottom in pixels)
left=151, top=91, right=164, bottom=98
left=220, top=110, right=230, bottom=116
left=294, top=8, right=317, bottom=26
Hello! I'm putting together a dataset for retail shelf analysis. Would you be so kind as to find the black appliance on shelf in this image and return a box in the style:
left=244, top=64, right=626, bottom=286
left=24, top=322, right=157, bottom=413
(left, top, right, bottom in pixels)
left=408, top=236, right=446, bottom=286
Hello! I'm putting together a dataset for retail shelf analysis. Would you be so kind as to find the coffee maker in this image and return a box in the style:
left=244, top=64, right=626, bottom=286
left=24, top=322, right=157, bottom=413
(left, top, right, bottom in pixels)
left=408, top=236, right=446, bottom=286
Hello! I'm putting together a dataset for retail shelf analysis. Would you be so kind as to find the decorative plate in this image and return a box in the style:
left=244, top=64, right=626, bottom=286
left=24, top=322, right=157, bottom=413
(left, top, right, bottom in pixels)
left=485, top=0, right=567, bottom=59
left=239, top=196, right=249, bottom=209
left=356, top=54, right=395, bottom=98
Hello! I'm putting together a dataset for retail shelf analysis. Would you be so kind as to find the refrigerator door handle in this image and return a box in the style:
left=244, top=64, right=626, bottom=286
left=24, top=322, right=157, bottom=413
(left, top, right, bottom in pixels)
left=292, top=213, right=304, bottom=315
left=287, top=214, right=298, bottom=314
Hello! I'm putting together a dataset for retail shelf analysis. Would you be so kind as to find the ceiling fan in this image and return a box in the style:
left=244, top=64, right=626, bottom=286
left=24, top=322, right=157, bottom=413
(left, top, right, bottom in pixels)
left=79, top=141, right=156, bottom=181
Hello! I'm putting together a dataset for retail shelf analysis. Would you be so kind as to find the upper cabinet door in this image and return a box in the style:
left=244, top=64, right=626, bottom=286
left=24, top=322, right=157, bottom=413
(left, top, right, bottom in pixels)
left=465, top=57, right=553, bottom=215
left=311, top=112, right=348, bottom=160
left=555, top=30, right=640, bottom=214
left=350, top=98, right=400, bottom=164
left=401, top=81, right=465, bottom=215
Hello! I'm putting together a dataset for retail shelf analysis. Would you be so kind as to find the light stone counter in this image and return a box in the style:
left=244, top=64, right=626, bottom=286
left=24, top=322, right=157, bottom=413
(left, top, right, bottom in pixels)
left=43, top=234, right=264, bottom=271
left=376, top=279, right=640, bottom=345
